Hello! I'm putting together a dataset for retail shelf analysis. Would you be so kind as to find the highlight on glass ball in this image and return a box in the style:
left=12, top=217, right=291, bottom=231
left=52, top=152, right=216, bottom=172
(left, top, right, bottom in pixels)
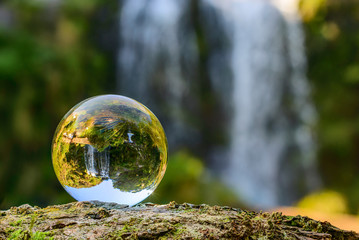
left=51, top=95, right=168, bottom=206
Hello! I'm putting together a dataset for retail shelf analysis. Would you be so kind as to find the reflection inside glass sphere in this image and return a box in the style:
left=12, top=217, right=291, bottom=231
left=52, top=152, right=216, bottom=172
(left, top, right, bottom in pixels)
left=52, top=95, right=168, bottom=206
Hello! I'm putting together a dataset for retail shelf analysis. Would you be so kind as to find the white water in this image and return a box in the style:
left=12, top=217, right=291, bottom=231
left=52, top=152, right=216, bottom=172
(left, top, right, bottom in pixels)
left=204, top=0, right=319, bottom=208
left=118, top=0, right=198, bottom=147
left=84, top=145, right=110, bottom=178
left=117, top=0, right=319, bottom=208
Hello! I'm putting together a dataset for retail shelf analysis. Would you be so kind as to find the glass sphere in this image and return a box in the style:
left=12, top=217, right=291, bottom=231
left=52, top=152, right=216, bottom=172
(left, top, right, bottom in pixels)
left=52, top=95, right=167, bottom=206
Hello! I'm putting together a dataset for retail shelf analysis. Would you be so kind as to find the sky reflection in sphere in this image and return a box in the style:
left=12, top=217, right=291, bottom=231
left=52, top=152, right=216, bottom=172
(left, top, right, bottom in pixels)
left=52, top=95, right=168, bottom=206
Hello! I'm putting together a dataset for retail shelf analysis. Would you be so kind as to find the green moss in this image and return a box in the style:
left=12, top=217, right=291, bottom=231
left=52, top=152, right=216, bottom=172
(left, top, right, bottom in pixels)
left=9, top=219, right=23, bottom=227
left=31, top=231, right=54, bottom=240
left=8, top=229, right=53, bottom=240
left=168, top=224, right=186, bottom=239
left=8, top=229, right=28, bottom=240
left=113, top=223, right=140, bottom=239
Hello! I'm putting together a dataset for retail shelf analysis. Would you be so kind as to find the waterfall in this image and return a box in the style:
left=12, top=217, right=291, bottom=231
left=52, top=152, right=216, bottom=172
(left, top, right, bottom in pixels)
left=273, top=0, right=320, bottom=191
left=210, top=0, right=293, bottom=208
left=203, top=0, right=319, bottom=208
left=117, top=0, right=319, bottom=208
left=85, top=145, right=110, bottom=178
left=118, top=0, right=199, bottom=148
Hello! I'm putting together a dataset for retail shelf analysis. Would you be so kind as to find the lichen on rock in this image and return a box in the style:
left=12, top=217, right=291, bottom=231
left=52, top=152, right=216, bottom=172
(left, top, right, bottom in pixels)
left=0, top=202, right=358, bottom=239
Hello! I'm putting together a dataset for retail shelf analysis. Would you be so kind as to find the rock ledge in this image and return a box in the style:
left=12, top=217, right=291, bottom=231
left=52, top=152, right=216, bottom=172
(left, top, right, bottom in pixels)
left=0, top=201, right=358, bottom=239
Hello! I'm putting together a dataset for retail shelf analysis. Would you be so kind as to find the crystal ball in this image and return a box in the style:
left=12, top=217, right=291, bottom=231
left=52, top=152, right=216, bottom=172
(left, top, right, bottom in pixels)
left=52, top=95, right=168, bottom=206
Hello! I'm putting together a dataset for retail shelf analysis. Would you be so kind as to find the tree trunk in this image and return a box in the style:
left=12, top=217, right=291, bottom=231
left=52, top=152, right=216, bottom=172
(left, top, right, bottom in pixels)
left=0, top=201, right=358, bottom=239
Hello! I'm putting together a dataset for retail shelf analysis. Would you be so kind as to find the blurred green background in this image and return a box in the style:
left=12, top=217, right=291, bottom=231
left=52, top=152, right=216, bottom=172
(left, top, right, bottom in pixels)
left=1, top=0, right=359, bottom=217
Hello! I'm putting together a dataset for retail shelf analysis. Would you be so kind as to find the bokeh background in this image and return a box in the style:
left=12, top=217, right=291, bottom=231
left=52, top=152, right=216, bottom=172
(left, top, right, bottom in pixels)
left=1, top=0, right=359, bottom=229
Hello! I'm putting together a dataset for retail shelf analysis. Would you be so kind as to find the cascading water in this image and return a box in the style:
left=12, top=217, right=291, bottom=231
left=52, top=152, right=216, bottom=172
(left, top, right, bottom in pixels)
left=85, top=145, right=97, bottom=177
left=117, top=0, right=319, bottom=208
left=118, top=0, right=199, bottom=148
left=273, top=0, right=320, bottom=191
left=84, top=145, right=110, bottom=178
left=203, top=0, right=320, bottom=208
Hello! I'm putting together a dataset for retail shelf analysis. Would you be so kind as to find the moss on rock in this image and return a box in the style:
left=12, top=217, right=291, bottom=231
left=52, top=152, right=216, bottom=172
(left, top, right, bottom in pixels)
left=0, top=202, right=358, bottom=239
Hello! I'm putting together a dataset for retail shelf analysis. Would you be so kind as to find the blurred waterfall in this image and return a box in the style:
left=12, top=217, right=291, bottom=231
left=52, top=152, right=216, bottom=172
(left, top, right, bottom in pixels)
left=117, top=0, right=319, bottom=208
left=118, top=0, right=200, bottom=148
left=204, top=0, right=319, bottom=208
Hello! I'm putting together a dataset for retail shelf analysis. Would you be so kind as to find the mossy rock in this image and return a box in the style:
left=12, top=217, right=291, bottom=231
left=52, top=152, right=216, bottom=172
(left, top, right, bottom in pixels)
left=0, top=202, right=358, bottom=239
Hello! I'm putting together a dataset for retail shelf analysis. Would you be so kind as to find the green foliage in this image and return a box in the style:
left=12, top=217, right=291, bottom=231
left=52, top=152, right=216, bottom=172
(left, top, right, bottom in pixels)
left=0, top=1, right=113, bottom=209
left=302, top=0, right=359, bottom=213
left=147, top=151, right=242, bottom=207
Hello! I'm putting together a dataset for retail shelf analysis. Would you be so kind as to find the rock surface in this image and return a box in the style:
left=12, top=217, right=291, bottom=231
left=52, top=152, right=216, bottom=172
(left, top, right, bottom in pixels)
left=0, top=201, right=358, bottom=239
